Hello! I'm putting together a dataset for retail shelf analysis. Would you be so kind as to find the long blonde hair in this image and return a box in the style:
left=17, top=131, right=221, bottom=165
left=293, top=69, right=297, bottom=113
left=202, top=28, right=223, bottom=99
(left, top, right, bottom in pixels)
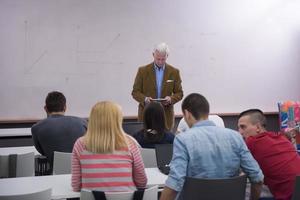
left=84, top=101, right=127, bottom=153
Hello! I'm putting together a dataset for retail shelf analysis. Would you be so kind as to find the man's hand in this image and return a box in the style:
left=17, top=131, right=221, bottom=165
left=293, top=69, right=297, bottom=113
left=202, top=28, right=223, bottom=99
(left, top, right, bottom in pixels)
left=160, top=186, right=177, bottom=200
left=145, top=97, right=153, bottom=104
left=162, top=96, right=172, bottom=106
left=284, top=127, right=298, bottom=144
left=250, top=182, right=263, bottom=200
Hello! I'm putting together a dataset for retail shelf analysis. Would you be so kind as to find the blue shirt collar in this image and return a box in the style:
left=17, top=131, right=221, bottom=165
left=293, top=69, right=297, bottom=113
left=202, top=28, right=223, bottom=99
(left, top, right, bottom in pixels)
left=154, top=63, right=165, bottom=70
left=192, top=120, right=216, bottom=128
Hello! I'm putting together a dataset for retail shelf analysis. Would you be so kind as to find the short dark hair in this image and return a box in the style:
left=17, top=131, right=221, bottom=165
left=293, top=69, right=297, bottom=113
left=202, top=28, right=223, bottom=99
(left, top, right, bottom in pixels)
left=45, top=91, right=66, bottom=113
left=181, top=93, right=209, bottom=120
left=238, top=109, right=267, bottom=128
left=143, top=102, right=167, bottom=142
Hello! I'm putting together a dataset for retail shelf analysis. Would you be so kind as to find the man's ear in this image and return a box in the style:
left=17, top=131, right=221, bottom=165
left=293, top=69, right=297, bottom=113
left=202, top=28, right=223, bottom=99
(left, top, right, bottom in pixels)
left=183, top=109, right=196, bottom=128
left=182, top=109, right=188, bottom=118
left=255, top=123, right=262, bottom=133
left=63, top=105, right=67, bottom=112
left=183, top=109, right=192, bottom=121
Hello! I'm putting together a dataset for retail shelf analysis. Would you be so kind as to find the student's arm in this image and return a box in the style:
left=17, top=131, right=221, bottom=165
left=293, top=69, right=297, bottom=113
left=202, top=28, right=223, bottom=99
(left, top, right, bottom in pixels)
left=160, top=186, right=178, bottom=200
left=71, top=138, right=83, bottom=192
left=238, top=135, right=264, bottom=200
left=162, top=136, right=188, bottom=199
left=128, top=137, right=147, bottom=188
left=31, top=127, right=44, bottom=155
left=250, top=182, right=263, bottom=200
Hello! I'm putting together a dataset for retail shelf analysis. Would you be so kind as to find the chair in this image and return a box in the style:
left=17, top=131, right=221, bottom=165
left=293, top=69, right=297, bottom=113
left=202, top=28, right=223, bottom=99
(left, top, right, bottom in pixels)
left=140, top=148, right=157, bottom=168
left=208, top=114, right=225, bottom=128
left=176, top=114, right=225, bottom=133
left=122, top=122, right=144, bottom=136
left=291, top=176, right=300, bottom=200
left=0, top=187, right=51, bottom=200
left=80, top=185, right=158, bottom=200
left=52, top=151, right=72, bottom=175
left=154, top=144, right=173, bottom=175
left=180, top=175, right=247, bottom=200
left=0, top=152, right=34, bottom=178
left=35, top=155, right=51, bottom=176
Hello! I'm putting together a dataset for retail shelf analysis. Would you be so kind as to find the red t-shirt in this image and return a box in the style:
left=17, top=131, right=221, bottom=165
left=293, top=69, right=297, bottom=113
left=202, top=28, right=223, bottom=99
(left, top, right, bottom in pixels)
left=246, top=132, right=300, bottom=200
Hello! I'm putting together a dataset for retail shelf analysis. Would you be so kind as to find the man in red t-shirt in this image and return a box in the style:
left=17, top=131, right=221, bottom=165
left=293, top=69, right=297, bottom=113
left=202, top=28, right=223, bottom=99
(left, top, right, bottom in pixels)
left=238, top=109, right=300, bottom=200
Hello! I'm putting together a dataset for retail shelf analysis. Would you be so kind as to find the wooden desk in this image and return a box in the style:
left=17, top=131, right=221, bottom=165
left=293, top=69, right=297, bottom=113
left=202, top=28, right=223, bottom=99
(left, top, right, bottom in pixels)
left=0, top=168, right=167, bottom=199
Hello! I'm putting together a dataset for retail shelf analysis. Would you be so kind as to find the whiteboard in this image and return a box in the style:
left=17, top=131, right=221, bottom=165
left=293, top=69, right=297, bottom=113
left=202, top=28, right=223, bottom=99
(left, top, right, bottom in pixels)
left=1, top=0, right=300, bottom=120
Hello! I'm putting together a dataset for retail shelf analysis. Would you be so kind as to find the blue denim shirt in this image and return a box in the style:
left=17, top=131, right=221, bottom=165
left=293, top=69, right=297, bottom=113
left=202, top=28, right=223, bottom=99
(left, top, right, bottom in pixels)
left=165, top=120, right=263, bottom=194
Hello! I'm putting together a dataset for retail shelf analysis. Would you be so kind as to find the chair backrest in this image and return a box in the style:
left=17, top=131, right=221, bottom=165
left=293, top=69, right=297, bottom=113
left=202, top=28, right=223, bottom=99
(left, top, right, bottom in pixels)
left=208, top=115, right=225, bottom=128
left=80, top=185, right=158, bottom=200
left=180, top=175, right=247, bottom=200
left=141, top=185, right=158, bottom=200
left=0, top=154, right=9, bottom=178
left=15, top=151, right=35, bottom=177
left=81, top=190, right=133, bottom=200
left=177, top=114, right=225, bottom=133
left=154, top=144, right=173, bottom=174
left=0, top=187, right=51, bottom=200
left=292, top=176, right=300, bottom=200
left=140, top=148, right=157, bottom=168
left=0, top=152, right=34, bottom=178
left=53, top=151, right=72, bottom=175
left=122, top=122, right=144, bottom=136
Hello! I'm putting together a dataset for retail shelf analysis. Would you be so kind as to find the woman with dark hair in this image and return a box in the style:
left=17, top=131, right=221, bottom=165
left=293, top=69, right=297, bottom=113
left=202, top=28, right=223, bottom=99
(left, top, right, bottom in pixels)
left=133, top=102, right=175, bottom=148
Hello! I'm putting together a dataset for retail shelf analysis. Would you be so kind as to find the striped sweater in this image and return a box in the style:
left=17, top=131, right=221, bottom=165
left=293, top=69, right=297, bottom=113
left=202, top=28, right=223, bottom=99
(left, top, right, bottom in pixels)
left=71, top=135, right=147, bottom=192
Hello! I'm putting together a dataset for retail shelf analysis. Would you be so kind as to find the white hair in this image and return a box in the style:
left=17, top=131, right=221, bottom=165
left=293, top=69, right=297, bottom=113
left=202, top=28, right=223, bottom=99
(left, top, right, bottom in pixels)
left=153, top=42, right=170, bottom=55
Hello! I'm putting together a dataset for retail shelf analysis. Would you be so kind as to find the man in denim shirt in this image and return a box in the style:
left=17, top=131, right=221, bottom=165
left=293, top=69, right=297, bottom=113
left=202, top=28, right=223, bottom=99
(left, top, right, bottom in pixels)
left=160, top=93, right=264, bottom=200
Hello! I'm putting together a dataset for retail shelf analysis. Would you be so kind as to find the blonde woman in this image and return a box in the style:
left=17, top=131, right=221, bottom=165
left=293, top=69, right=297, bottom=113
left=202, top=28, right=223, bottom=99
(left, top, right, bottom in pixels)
left=71, top=101, right=147, bottom=192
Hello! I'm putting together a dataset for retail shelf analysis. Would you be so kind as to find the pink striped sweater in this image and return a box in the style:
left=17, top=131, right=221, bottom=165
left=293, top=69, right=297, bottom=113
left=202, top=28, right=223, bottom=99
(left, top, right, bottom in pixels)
left=71, top=135, right=147, bottom=192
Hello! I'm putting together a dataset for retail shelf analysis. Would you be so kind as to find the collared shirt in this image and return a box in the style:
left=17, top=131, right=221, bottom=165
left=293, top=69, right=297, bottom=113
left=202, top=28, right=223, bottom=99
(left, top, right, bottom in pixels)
left=246, top=131, right=300, bottom=200
left=154, top=64, right=165, bottom=98
left=165, top=120, right=263, bottom=196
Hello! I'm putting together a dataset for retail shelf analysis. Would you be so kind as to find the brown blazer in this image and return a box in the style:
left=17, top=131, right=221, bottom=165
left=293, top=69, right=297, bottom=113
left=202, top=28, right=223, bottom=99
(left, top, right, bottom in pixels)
left=132, top=62, right=183, bottom=130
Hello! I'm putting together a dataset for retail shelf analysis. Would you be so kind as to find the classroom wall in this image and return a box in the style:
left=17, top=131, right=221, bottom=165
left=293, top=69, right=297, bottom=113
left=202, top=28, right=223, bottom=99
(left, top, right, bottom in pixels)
left=1, top=0, right=300, bottom=121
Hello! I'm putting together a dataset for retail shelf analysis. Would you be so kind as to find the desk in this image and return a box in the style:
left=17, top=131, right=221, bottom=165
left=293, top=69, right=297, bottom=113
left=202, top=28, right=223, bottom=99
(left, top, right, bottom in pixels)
left=0, top=146, right=39, bottom=155
left=0, top=168, right=167, bottom=199
left=0, top=128, right=31, bottom=137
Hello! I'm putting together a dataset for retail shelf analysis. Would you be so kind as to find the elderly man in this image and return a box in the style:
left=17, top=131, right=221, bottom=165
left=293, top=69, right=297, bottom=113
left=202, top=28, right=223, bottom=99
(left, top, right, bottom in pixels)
left=160, top=93, right=263, bottom=200
left=132, top=42, right=183, bottom=130
left=238, top=109, right=300, bottom=200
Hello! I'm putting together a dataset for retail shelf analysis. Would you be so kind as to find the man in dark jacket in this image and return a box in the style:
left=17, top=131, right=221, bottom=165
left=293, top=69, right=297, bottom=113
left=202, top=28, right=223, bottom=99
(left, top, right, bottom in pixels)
left=31, top=91, right=87, bottom=172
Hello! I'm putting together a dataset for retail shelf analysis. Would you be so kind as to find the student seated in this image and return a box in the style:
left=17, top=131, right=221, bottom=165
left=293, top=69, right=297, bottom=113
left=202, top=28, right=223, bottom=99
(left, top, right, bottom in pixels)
left=160, top=93, right=263, bottom=200
left=71, top=101, right=147, bottom=192
left=31, top=91, right=87, bottom=173
left=132, top=102, right=175, bottom=148
left=238, top=109, right=300, bottom=200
